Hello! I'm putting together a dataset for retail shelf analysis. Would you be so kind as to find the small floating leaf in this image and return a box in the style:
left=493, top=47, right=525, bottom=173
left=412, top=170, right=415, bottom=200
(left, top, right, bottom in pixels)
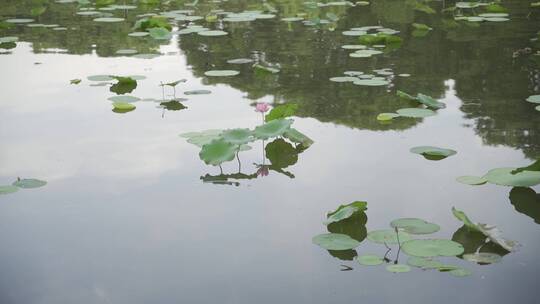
left=108, top=95, right=140, bottom=103
left=526, top=95, right=540, bottom=104
left=377, top=113, right=400, bottom=121
left=402, top=239, right=464, bottom=257
left=204, top=70, right=240, bottom=77
left=456, top=176, right=487, bottom=185
left=112, top=102, right=136, bottom=111
left=396, top=108, right=436, bottom=118
left=367, top=229, right=412, bottom=244
left=12, top=178, right=47, bottom=189
left=407, top=257, right=443, bottom=269
left=227, top=58, right=253, bottom=64
left=0, top=185, right=19, bottom=195
left=386, top=264, right=411, bottom=273
left=484, top=167, right=540, bottom=187
left=93, top=17, right=125, bottom=22
left=184, top=89, right=211, bottom=95
left=312, top=233, right=360, bottom=250
left=357, top=255, right=384, bottom=266
left=70, top=79, right=81, bottom=85
left=410, top=146, right=457, bottom=160
left=390, top=218, right=440, bottom=235
left=197, top=30, right=228, bottom=36
left=87, top=75, right=114, bottom=81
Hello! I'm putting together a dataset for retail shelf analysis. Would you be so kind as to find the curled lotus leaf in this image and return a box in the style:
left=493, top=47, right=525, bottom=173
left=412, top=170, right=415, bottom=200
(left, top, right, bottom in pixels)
left=324, top=201, right=367, bottom=225
left=0, top=185, right=19, bottom=195
left=283, top=128, right=314, bottom=147
left=410, top=146, right=457, bottom=160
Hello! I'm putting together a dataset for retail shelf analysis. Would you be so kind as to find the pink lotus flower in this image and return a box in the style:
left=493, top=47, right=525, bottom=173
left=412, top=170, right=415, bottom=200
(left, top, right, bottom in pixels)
left=255, top=102, right=270, bottom=113
left=257, top=166, right=269, bottom=177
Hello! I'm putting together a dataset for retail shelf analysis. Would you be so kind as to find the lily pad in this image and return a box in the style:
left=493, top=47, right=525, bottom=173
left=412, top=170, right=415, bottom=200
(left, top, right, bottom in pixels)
left=253, top=119, right=293, bottom=140
left=407, top=257, right=443, bottom=269
left=526, top=95, right=540, bottom=104
left=12, top=178, right=47, bottom=189
left=5, top=19, right=34, bottom=24
left=386, top=264, right=411, bottom=273
left=484, top=167, right=540, bottom=187
left=410, top=146, right=457, bottom=160
left=227, top=58, right=253, bottom=64
left=449, top=268, right=472, bottom=277
left=221, top=128, right=253, bottom=145
left=0, top=185, right=19, bottom=195
left=180, top=130, right=223, bottom=147
left=283, top=128, right=314, bottom=147
left=93, top=17, right=125, bottom=22
left=324, top=201, right=368, bottom=225
left=390, top=218, right=440, bottom=235
left=377, top=113, right=400, bottom=121
left=456, top=175, right=487, bottom=185
left=312, top=233, right=360, bottom=250
left=204, top=70, right=240, bottom=77
left=108, top=95, right=140, bottom=103
left=199, top=139, right=237, bottom=166
left=416, top=93, right=446, bottom=109
left=357, top=255, right=384, bottom=266
left=265, top=104, right=298, bottom=122
left=184, top=90, right=212, bottom=95
left=329, top=76, right=358, bottom=82
left=148, top=28, right=172, bottom=40
left=396, top=108, right=436, bottom=118
left=367, top=229, right=412, bottom=244
left=112, top=102, right=136, bottom=111
left=463, top=252, right=502, bottom=264
left=353, top=79, right=389, bottom=86
left=402, top=239, right=464, bottom=257
left=87, top=75, right=114, bottom=81
left=198, top=30, right=228, bottom=36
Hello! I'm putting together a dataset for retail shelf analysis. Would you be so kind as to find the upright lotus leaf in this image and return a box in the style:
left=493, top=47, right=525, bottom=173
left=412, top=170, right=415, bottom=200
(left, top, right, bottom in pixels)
left=367, top=229, right=412, bottom=244
left=283, top=128, right=314, bottom=148
left=416, top=94, right=446, bottom=109
left=324, top=201, right=367, bottom=225
left=110, top=76, right=137, bottom=95
left=327, top=210, right=367, bottom=242
left=312, top=233, right=360, bottom=250
left=12, top=178, right=47, bottom=189
left=402, top=239, right=464, bottom=257
left=221, top=128, right=253, bottom=145
left=265, top=138, right=298, bottom=169
left=390, top=218, right=440, bottom=234
left=511, top=160, right=540, bottom=174
left=199, top=139, right=237, bottom=166
left=452, top=207, right=519, bottom=252
left=396, top=90, right=416, bottom=101
left=253, top=119, right=293, bottom=140
left=180, top=130, right=223, bottom=147
left=0, top=185, right=19, bottom=195
left=509, top=187, right=540, bottom=224
left=265, top=103, right=299, bottom=122
left=410, top=146, right=457, bottom=160
left=483, top=167, right=540, bottom=187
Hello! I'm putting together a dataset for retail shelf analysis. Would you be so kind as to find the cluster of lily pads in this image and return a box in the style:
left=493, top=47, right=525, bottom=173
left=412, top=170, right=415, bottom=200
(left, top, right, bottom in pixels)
left=450, top=2, right=510, bottom=23
left=180, top=103, right=313, bottom=180
left=0, top=178, right=47, bottom=195
left=329, top=68, right=398, bottom=87
left=377, top=90, right=445, bottom=121
left=457, top=159, right=540, bottom=187
left=312, top=201, right=517, bottom=275
left=525, top=94, right=540, bottom=112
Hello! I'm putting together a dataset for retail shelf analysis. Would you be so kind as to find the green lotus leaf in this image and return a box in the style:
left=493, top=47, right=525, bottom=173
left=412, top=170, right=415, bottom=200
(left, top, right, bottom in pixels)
left=377, top=113, right=400, bottom=121
left=367, top=229, right=412, bottom=244
left=148, top=27, right=172, bottom=40
left=93, top=17, right=125, bottom=22
left=483, top=167, right=540, bottom=187
left=410, top=146, right=457, bottom=160
left=402, top=239, right=464, bottom=257
left=407, top=257, right=443, bottom=269
left=112, top=102, right=135, bottom=111
left=283, top=128, right=314, bottom=147
left=416, top=93, right=446, bottom=109
left=449, top=268, right=472, bottom=277
left=180, top=130, right=223, bottom=147
left=253, top=119, right=293, bottom=140
left=312, top=233, right=360, bottom=250
left=227, top=58, right=254, bottom=64
left=357, top=255, right=383, bottom=266
left=324, top=201, right=367, bottom=225
left=204, top=70, right=240, bottom=77
left=12, top=178, right=47, bottom=189
left=396, top=90, right=416, bottom=101
left=396, top=108, right=436, bottom=118
left=456, top=176, right=487, bottom=185
left=197, top=30, right=228, bottom=36
left=265, top=138, right=298, bottom=169
left=199, top=139, right=237, bottom=166
left=265, top=104, right=298, bottom=122
left=386, top=264, right=411, bottom=273
left=221, top=128, right=253, bottom=145
left=108, top=95, right=140, bottom=103
left=390, top=218, right=440, bottom=234
left=463, top=252, right=502, bottom=264
left=184, top=90, right=212, bottom=95
left=509, top=187, right=540, bottom=224
left=160, top=100, right=186, bottom=111
left=0, top=185, right=19, bottom=195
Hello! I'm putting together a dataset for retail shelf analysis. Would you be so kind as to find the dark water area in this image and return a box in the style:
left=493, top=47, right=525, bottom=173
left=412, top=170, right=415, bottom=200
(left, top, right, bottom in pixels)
left=0, top=0, right=539, bottom=303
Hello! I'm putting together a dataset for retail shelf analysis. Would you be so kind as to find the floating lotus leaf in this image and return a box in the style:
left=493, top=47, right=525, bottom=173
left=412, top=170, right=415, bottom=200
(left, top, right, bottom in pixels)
left=283, top=128, right=314, bottom=147
left=342, top=30, right=367, bottom=36
left=410, top=146, right=457, bottom=160
left=253, top=119, right=293, bottom=140
left=221, top=128, right=253, bottom=145
left=526, top=95, right=540, bottom=104
left=463, top=252, right=501, bottom=264
left=483, top=17, right=509, bottom=22
left=312, top=233, right=360, bottom=250
left=329, top=76, right=358, bottom=82
left=281, top=17, right=304, bottom=22
left=253, top=64, right=280, bottom=74
left=180, top=130, right=222, bottom=145
left=324, top=201, right=367, bottom=225
left=112, top=102, right=136, bottom=111
left=184, top=89, right=212, bottom=95
left=402, top=239, right=464, bottom=257
left=0, top=37, right=18, bottom=43
left=386, top=264, right=411, bottom=273
left=456, top=175, right=487, bottom=185
left=449, top=268, right=472, bottom=277
left=128, top=32, right=149, bottom=37
left=5, top=19, right=34, bottom=23
left=483, top=167, right=540, bottom=187
left=536, top=105, right=540, bottom=112
left=87, top=75, right=114, bottom=81
left=93, top=17, right=125, bottom=22
left=353, top=79, right=389, bottom=86
left=377, top=113, right=400, bottom=121
left=265, top=104, right=298, bottom=122
left=108, top=95, right=140, bottom=103
left=227, top=58, right=253, bottom=64
left=148, top=28, right=172, bottom=40
left=198, top=30, right=228, bottom=36
left=396, top=108, right=436, bottom=118
left=416, top=93, right=446, bottom=109
left=367, top=229, right=412, bottom=244
left=12, top=178, right=47, bottom=189
left=199, top=139, right=237, bottom=166
left=390, top=218, right=440, bottom=234
left=341, top=45, right=366, bottom=50
left=204, top=70, right=240, bottom=77
left=116, top=49, right=137, bottom=55
left=357, top=255, right=383, bottom=266
left=407, top=257, right=443, bottom=269
left=0, top=185, right=19, bottom=195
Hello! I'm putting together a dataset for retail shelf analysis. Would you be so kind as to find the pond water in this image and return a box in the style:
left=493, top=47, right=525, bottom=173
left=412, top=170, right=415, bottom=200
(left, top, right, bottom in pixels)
left=1, top=0, right=539, bottom=303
